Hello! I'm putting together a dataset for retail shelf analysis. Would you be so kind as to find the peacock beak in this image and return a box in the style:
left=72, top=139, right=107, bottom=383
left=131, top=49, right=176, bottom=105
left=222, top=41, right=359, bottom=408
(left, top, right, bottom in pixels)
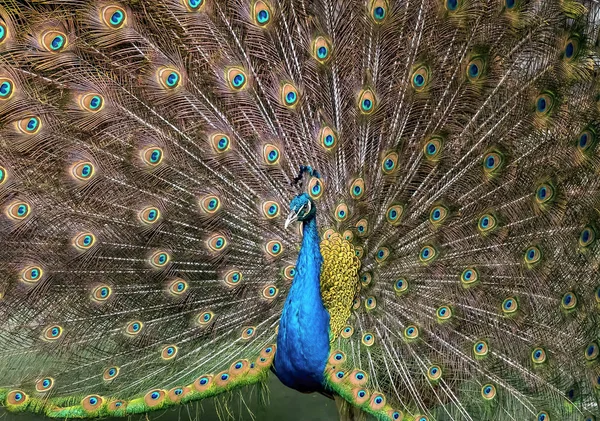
left=284, top=209, right=299, bottom=229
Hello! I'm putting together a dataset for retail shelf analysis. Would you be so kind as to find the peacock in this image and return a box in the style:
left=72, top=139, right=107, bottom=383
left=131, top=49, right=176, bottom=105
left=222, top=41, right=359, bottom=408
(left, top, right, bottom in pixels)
left=1, top=0, right=600, bottom=420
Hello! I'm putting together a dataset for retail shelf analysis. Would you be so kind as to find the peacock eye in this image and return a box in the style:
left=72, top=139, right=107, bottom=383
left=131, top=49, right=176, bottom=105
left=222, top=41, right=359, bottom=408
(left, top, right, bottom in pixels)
left=161, top=345, right=178, bottom=360
left=358, top=89, right=376, bottom=114
left=481, top=384, right=496, bottom=400
left=102, top=6, right=127, bottom=29
left=80, top=93, right=105, bottom=112
left=17, top=116, right=42, bottom=134
left=226, top=67, right=247, bottom=90
left=381, top=151, right=399, bottom=174
left=312, top=36, right=332, bottom=63
left=535, top=92, right=555, bottom=116
left=281, top=83, right=299, bottom=108
left=563, top=37, right=579, bottom=61
left=41, top=30, right=67, bottom=52
left=561, top=291, right=577, bottom=310
left=0, top=77, right=15, bottom=100
left=423, top=135, right=443, bottom=160
left=502, top=297, right=518, bottom=314
left=35, top=377, right=55, bottom=392
left=535, top=183, right=554, bottom=204
left=369, top=0, right=389, bottom=23
left=103, top=366, right=120, bottom=380
left=0, top=22, right=7, bottom=44
left=158, top=67, right=181, bottom=89
left=150, top=250, right=170, bottom=267
left=183, top=0, right=204, bottom=11
left=411, top=66, right=430, bottom=90
left=253, top=1, right=273, bottom=26
left=241, top=326, right=256, bottom=339
left=263, top=144, right=281, bottom=165
left=445, top=0, right=459, bottom=10
left=524, top=245, right=541, bottom=265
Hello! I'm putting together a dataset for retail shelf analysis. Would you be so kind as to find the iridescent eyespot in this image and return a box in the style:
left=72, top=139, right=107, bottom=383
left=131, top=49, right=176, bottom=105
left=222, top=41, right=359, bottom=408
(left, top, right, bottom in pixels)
left=308, top=177, right=324, bottom=199
left=168, top=387, right=188, bottom=402
left=7, top=390, right=27, bottom=405
left=6, top=201, right=31, bottom=221
left=343, top=230, right=353, bottom=241
left=478, top=213, right=497, bottom=233
left=354, top=388, right=370, bottom=404
left=262, top=200, right=280, bottom=219
left=230, top=359, right=249, bottom=375
left=536, top=411, right=550, bottom=421
left=375, top=246, right=390, bottom=263
left=17, top=116, right=41, bottom=134
left=198, top=311, right=214, bottom=326
left=353, top=297, right=361, bottom=309
left=419, top=245, right=437, bottom=263
left=137, top=206, right=160, bottom=224
left=350, top=370, right=368, bottom=386
left=524, top=246, right=541, bottom=265
left=199, top=195, right=221, bottom=215
left=423, top=136, right=443, bottom=160
left=0, top=166, right=7, bottom=186
left=0, top=22, right=7, bottom=44
left=445, top=0, right=459, bottom=10
left=427, top=365, right=442, bottom=381
left=329, top=350, right=346, bottom=365
left=0, top=77, right=15, bottom=100
left=262, top=285, right=279, bottom=299
left=35, top=377, right=54, bottom=392
left=253, top=0, right=273, bottom=26
left=79, top=93, right=104, bottom=112
left=505, top=0, right=516, bottom=8
left=281, top=83, right=299, bottom=108
left=334, top=203, right=349, bottom=221
left=263, top=144, right=281, bottom=165
left=355, top=218, right=369, bottom=237
left=563, top=37, right=579, bottom=61
left=103, top=366, right=120, bottom=381
left=141, top=146, right=164, bottom=166
left=370, top=393, right=386, bottom=410
left=312, top=36, right=332, bottom=63
left=389, top=411, right=402, bottom=420
left=369, top=0, right=389, bottom=22
left=72, top=232, right=96, bottom=251
left=394, top=278, right=409, bottom=294
left=361, top=272, right=372, bottom=286
left=411, top=66, right=430, bottom=91
left=355, top=246, right=364, bottom=258
left=125, top=321, right=143, bottom=335
left=429, top=205, right=448, bottom=225
left=224, top=270, right=243, bottom=286
left=473, top=340, right=489, bottom=357
left=436, top=305, right=452, bottom=321
left=579, top=226, right=595, bottom=248
left=226, top=67, right=247, bottom=90
left=43, top=325, right=63, bottom=341
left=535, top=183, right=554, bottom=205
left=350, top=178, right=365, bottom=199
left=404, top=325, right=419, bottom=339
left=331, top=370, right=346, bottom=382
left=183, top=0, right=204, bottom=11
left=381, top=151, right=399, bottom=174
left=168, top=278, right=188, bottom=296
left=144, top=390, right=165, bottom=407
left=358, top=89, right=376, bottom=114
left=531, top=347, right=546, bottom=364
left=161, top=345, right=178, bottom=360
left=207, top=234, right=228, bottom=252
left=265, top=239, right=283, bottom=257
left=502, top=297, right=518, bottom=314
left=210, top=133, right=231, bottom=153
left=460, top=267, right=478, bottom=286
left=40, top=30, right=67, bottom=52
left=481, top=384, right=496, bottom=400
left=241, top=326, right=256, bottom=339
left=466, top=57, right=484, bottom=81
left=150, top=250, right=170, bottom=267
left=92, top=285, right=112, bottom=302
left=577, top=129, right=596, bottom=154
left=561, top=291, right=577, bottom=310
left=283, top=265, right=295, bottom=281
left=535, top=92, right=555, bottom=116
left=585, top=341, right=599, bottom=361
left=483, top=150, right=503, bottom=174
left=194, top=375, right=213, bottom=392
left=365, top=296, right=377, bottom=310
left=319, top=126, right=337, bottom=150
left=386, top=204, right=403, bottom=226
left=102, top=6, right=127, bottom=29
left=21, top=265, right=43, bottom=284
left=341, top=325, right=354, bottom=338
left=71, top=161, right=95, bottom=181
left=157, top=67, right=181, bottom=90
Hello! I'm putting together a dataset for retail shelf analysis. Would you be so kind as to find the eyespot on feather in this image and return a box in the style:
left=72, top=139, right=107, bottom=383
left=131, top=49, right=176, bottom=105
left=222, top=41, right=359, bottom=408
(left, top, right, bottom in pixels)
left=429, top=205, right=448, bottom=225
left=210, top=133, right=231, bottom=153
left=252, top=1, right=273, bottom=27
left=241, top=326, right=256, bottom=339
left=215, top=371, right=231, bottom=387
left=261, top=200, right=280, bottom=219
left=369, top=393, right=386, bottom=411
left=561, top=291, right=577, bottom=310
left=125, top=320, right=143, bottom=335
left=308, top=177, right=324, bottom=199
left=563, top=37, right=579, bottom=61
left=531, top=347, right=547, bottom=364
left=224, top=270, right=243, bottom=286
left=79, top=93, right=104, bottom=112
left=16, top=116, right=41, bottom=135
left=168, top=386, right=190, bottom=403
left=349, top=369, right=368, bottom=386
left=157, top=67, right=181, bottom=89
left=577, top=129, right=596, bottom=154
left=466, top=57, right=485, bottom=81
left=333, top=203, right=349, bottom=221
left=585, top=341, right=599, bottom=361
left=101, top=6, right=127, bottom=29
left=354, top=246, right=364, bottom=259
left=144, top=390, right=166, bottom=407
left=481, top=384, right=496, bottom=400
left=312, top=36, right=332, bottom=63
left=168, top=278, right=188, bottom=296
left=361, top=333, right=375, bottom=346
left=138, top=206, right=161, bottom=224
left=361, top=272, right=372, bottom=287
left=352, top=388, right=370, bottom=405
left=103, top=366, right=120, bottom=381
left=419, top=245, right=437, bottom=264
left=0, top=166, right=7, bottom=186
left=6, top=201, right=31, bottom=221
left=483, top=150, right=503, bottom=175
left=71, top=161, right=95, bottom=181
left=329, top=368, right=346, bottom=383
left=194, top=375, right=213, bottom=392
left=182, top=0, right=205, bottom=12
left=0, top=77, right=15, bottom=100
left=40, top=30, right=67, bottom=52
left=7, top=390, right=27, bottom=406
left=281, top=83, right=299, bottom=108
left=375, top=246, right=389, bottom=263
left=524, top=245, right=542, bottom=265
left=198, top=311, right=214, bottom=326
left=328, top=350, right=346, bottom=365
left=141, top=147, right=164, bottom=167
left=265, top=240, right=283, bottom=257
left=0, top=21, right=8, bottom=44
left=263, top=144, right=281, bottom=165
left=72, top=232, right=96, bottom=250
left=150, top=250, right=170, bottom=267
left=502, top=297, right=518, bottom=314
left=92, top=285, right=112, bottom=302
left=229, top=359, right=250, bottom=377
left=358, top=89, right=376, bottom=114
left=381, top=151, right=399, bottom=174
left=369, top=0, right=389, bottom=23
left=394, top=278, right=409, bottom=295
left=460, top=267, right=479, bottom=287
left=226, top=67, right=247, bottom=90
left=365, top=296, right=376, bottom=311
left=35, top=377, right=54, bottom=392
left=21, top=266, right=43, bottom=284
left=341, top=325, right=354, bottom=338
left=43, top=325, right=63, bottom=341
left=262, top=285, right=279, bottom=299
left=436, top=305, right=452, bottom=321
left=535, top=92, right=555, bottom=116
left=319, top=126, right=337, bottom=150
left=535, top=183, right=554, bottom=205
left=343, top=230, right=353, bottom=242
left=427, top=365, right=442, bottom=381
left=388, top=410, right=403, bottom=420
left=477, top=213, right=497, bottom=233
left=350, top=178, right=365, bottom=199
left=161, top=345, right=178, bottom=360
left=404, top=325, right=419, bottom=340
left=423, top=135, right=443, bottom=160
left=356, top=218, right=368, bottom=237
left=200, top=195, right=221, bottom=215
left=260, top=344, right=276, bottom=359
left=386, top=204, right=403, bottom=226
left=473, top=340, right=489, bottom=357
left=411, top=66, right=430, bottom=91
left=207, top=234, right=227, bottom=252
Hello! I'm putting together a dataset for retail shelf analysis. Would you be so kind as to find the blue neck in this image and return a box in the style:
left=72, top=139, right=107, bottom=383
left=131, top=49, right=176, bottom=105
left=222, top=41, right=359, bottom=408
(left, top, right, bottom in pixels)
left=274, top=217, right=331, bottom=392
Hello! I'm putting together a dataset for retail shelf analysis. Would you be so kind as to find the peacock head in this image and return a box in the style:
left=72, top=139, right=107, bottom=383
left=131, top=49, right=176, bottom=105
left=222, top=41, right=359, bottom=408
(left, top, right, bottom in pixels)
left=285, top=193, right=316, bottom=229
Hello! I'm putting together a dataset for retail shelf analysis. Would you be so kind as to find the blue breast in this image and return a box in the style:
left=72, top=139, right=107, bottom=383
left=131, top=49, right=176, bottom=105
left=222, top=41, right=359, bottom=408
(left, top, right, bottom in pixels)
left=274, top=217, right=331, bottom=392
